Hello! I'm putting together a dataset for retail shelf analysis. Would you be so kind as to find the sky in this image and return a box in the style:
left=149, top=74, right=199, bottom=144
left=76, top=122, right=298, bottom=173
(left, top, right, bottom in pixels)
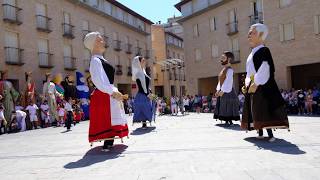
left=117, top=0, right=182, bottom=24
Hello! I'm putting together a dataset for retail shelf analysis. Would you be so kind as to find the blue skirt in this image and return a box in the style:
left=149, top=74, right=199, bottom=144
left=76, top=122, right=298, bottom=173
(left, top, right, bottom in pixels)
left=133, top=93, right=153, bottom=122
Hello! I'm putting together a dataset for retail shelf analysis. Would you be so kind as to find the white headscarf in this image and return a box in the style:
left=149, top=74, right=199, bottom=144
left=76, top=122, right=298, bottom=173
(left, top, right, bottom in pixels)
left=83, top=31, right=100, bottom=52
left=132, top=56, right=150, bottom=94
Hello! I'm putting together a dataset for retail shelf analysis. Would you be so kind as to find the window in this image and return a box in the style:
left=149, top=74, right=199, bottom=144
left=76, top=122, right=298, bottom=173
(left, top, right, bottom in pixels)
left=211, top=44, right=219, bottom=58
left=229, top=38, right=240, bottom=63
left=113, top=32, right=119, bottom=40
left=38, top=39, right=50, bottom=66
left=5, top=31, right=18, bottom=48
left=36, top=3, right=47, bottom=16
left=82, top=20, right=89, bottom=31
left=98, top=26, right=105, bottom=35
left=210, top=17, right=217, bottom=31
left=64, top=44, right=72, bottom=57
left=38, top=39, right=48, bottom=53
left=195, top=49, right=202, bottom=61
left=279, top=23, right=294, bottom=41
left=193, top=24, right=199, bottom=37
left=63, top=12, right=71, bottom=24
left=5, top=31, right=20, bottom=63
left=279, top=0, right=292, bottom=8
left=314, top=15, right=320, bottom=35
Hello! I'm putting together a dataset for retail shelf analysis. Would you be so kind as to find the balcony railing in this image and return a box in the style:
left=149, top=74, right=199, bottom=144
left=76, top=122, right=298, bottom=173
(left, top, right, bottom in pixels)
left=36, top=15, right=51, bottom=33
left=127, top=66, right=132, bottom=76
left=113, top=40, right=122, bottom=51
left=116, top=65, right=123, bottom=76
left=125, top=43, right=132, bottom=54
left=82, top=30, right=90, bottom=40
left=64, top=56, right=77, bottom=70
left=4, top=47, right=24, bottom=65
left=231, top=50, right=241, bottom=64
left=226, top=21, right=238, bottom=35
left=38, top=52, right=53, bottom=68
left=103, top=36, right=110, bottom=48
left=62, top=23, right=75, bottom=39
left=249, top=12, right=264, bottom=25
left=84, top=59, right=90, bottom=72
left=2, top=4, right=22, bottom=25
left=135, top=47, right=142, bottom=56
left=145, top=50, right=151, bottom=59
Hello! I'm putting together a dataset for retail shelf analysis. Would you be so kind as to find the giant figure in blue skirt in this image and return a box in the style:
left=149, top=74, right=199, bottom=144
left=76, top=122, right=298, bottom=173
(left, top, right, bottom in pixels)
left=76, top=71, right=90, bottom=120
left=132, top=56, right=153, bottom=129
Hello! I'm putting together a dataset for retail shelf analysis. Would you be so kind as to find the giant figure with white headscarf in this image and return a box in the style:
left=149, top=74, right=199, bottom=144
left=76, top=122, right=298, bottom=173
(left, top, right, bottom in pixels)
left=241, top=24, right=289, bottom=142
left=132, top=56, right=153, bottom=128
left=84, top=32, right=128, bottom=151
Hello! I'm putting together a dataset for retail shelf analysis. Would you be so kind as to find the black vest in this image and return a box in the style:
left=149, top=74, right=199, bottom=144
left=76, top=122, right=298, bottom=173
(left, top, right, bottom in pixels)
left=253, top=47, right=285, bottom=110
left=98, top=58, right=115, bottom=84
left=136, top=75, right=150, bottom=95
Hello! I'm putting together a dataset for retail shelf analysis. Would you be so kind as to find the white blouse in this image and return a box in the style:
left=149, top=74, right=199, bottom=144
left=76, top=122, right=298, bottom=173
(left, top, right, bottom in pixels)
left=245, top=45, right=270, bottom=87
left=89, top=55, right=118, bottom=95
left=216, top=68, right=234, bottom=93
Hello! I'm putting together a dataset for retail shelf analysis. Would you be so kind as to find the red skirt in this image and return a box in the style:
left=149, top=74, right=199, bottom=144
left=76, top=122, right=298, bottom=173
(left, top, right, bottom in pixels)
left=88, top=89, right=129, bottom=143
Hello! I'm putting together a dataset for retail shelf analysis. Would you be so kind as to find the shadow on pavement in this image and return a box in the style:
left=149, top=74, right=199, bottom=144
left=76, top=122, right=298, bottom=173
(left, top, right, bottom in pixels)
left=244, top=137, right=306, bottom=155
left=64, top=144, right=128, bottom=169
left=130, top=127, right=156, bottom=135
left=215, top=123, right=243, bottom=131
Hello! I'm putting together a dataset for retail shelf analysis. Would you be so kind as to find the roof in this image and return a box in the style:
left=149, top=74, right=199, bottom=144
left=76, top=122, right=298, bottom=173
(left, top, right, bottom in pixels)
left=174, top=0, right=192, bottom=11
left=107, top=0, right=154, bottom=25
left=165, top=31, right=183, bottom=41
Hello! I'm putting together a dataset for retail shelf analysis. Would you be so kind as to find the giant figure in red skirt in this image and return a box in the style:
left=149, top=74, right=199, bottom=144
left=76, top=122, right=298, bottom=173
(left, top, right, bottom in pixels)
left=84, top=32, right=128, bottom=151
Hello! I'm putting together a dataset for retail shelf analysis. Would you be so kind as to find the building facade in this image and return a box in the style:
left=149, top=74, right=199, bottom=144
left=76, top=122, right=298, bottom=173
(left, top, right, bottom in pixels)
left=152, top=17, right=186, bottom=97
left=175, top=0, right=320, bottom=96
left=0, top=0, right=153, bottom=96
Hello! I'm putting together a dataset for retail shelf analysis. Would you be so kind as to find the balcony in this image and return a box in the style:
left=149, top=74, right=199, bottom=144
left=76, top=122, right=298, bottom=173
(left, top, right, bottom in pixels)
left=4, top=47, right=24, bottom=66
left=249, top=12, right=264, bottom=25
left=64, top=56, right=77, bottom=70
left=135, top=47, right=142, bottom=56
left=82, top=30, right=91, bottom=40
left=38, top=52, right=54, bottom=68
left=2, top=4, right=22, bottom=25
left=116, top=65, right=123, bottom=76
left=226, top=21, right=238, bottom=35
left=113, top=40, right=122, bottom=51
left=62, top=23, right=75, bottom=39
left=36, top=15, right=52, bottom=33
left=84, top=59, right=90, bottom=72
left=103, top=36, right=110, bottom=48
left=125, top=43, right=132, bottom=54
left=145, top=50, right=151, bottom=59
left=231, top=50, right=241, bottom=64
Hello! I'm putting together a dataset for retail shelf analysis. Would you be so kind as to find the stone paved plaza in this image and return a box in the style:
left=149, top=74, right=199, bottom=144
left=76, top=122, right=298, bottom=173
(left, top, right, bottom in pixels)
left=0, top=113, right=320, bottom=180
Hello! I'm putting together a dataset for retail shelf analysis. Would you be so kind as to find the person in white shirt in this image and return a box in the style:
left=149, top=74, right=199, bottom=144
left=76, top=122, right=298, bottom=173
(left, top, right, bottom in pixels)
left=213, top=51, right=240, bottom=126
left=25, top=102, right=39, bottom=129
left=11, top=110, right=27, bottom=132
left=171, top=96, right=177, bottom=116
left=40, top=100, right=50, bottom=127
left=183, top=96, right=190, bottom=113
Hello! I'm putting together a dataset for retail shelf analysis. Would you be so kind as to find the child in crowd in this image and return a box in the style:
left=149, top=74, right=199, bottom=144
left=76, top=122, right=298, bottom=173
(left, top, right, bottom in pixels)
left=40, top=100, right=50, bottom=128
left=57, top=103, right=65, bottom=127
left=25, top=102, right=39, bottom=129
left=64, top=98, right=74, bottom=131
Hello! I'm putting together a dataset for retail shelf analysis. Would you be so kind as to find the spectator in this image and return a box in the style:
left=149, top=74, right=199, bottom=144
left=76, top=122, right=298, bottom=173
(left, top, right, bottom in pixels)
left=25, top=102, right=39, bottom=129
left=306, top=89, right=313, bottom=115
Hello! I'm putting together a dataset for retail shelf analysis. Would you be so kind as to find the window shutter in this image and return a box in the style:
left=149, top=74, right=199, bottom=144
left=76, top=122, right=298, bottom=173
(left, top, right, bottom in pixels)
left=314, top=15, right=320, bottom=34
left=279, top=24, right=284, bottom=42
